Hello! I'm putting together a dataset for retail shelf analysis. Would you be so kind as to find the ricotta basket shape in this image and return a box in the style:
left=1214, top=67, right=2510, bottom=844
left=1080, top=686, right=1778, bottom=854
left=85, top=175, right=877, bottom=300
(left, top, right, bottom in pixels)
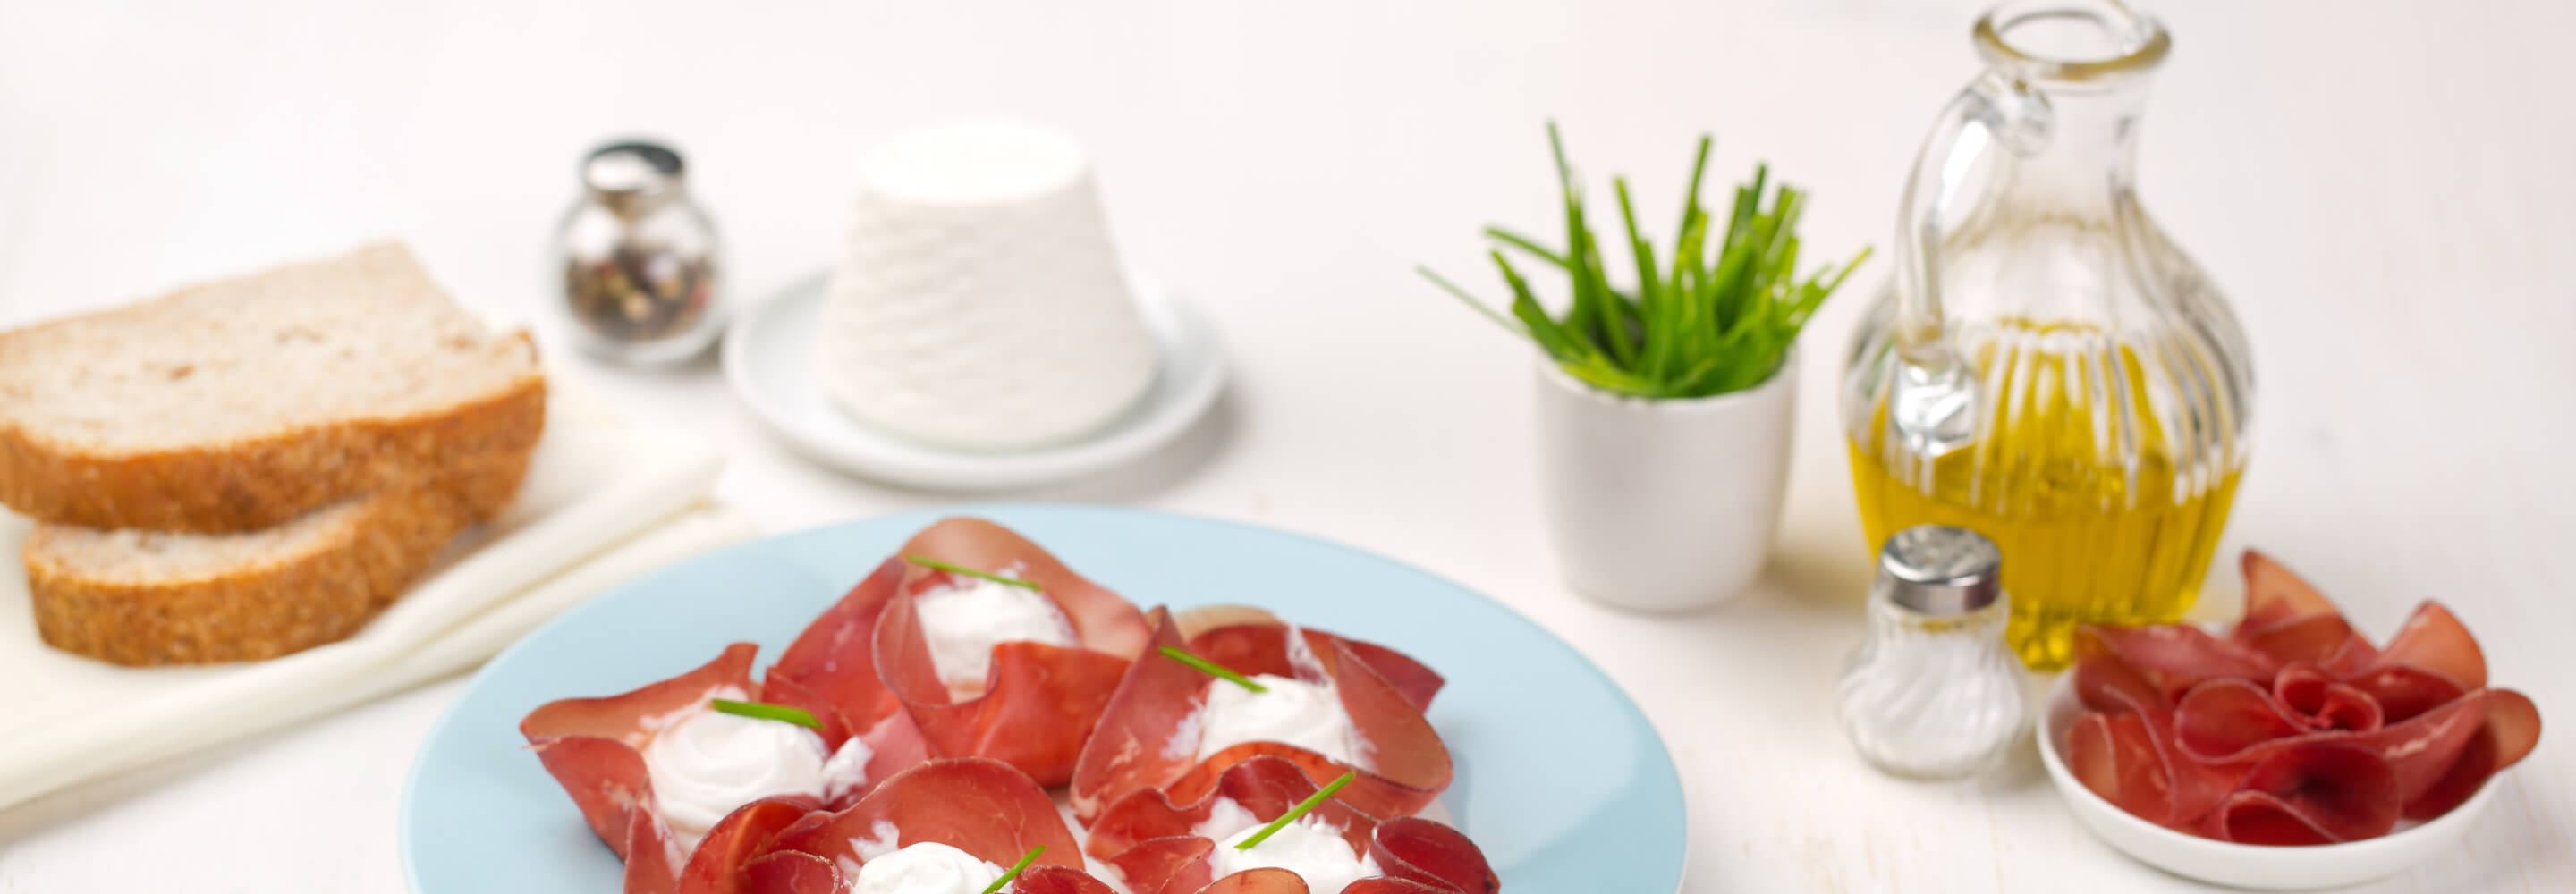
left=815, top=122, right=1158, bottom=452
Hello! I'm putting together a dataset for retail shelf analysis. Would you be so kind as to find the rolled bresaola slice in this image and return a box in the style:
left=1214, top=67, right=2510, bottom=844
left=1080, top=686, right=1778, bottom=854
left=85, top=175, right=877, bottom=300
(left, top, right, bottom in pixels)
left=1072, top=611, right=1453, bottom=822
left=1100, top=818, right=1502, bottom=893
left=826, top=518, right=1150, bottom=787
left=2063, top=651, right=2238, bottom=829
left=1199, top=869, right=1310, bottom=894
left=2063, top=552, right=2545, bottom=840
left=1094, top=757, right=1498, bottom=894
left=1012, top=866, right=1131, bottom=894
left=1174, top=605, right=1446, bottom=713
left=673, top=796, right=823, bottom=894
left=765, top=558, right=931, bottom=804
left=2230, top=552, right=2379, bottom=674
left=762, top=757, right=1083, bottom=880
left=1088, top=756, right=1377, bottom=860
left=2078, top=623, right=2278, bottom=704
left=521, top=643, right=763, bottom=894
left=2197, top=742, right=2402, bottom=845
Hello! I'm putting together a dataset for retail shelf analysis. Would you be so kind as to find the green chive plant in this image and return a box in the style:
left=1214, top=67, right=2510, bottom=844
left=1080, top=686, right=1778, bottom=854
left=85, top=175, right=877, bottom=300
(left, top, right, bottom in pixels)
left=1421, top=124, right=1871, bottom=400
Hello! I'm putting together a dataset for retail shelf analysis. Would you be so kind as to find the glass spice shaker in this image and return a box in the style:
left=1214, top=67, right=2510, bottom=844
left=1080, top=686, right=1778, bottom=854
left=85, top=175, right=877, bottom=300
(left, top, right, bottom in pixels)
left=554, top=140, right=724, bottom=365
left=1835, top=525, right=2027, bottom=780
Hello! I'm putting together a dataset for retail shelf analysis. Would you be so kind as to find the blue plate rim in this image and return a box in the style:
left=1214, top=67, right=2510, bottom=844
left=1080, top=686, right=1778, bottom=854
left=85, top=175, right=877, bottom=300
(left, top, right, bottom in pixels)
left=399, top=502, right=1685, bottom=891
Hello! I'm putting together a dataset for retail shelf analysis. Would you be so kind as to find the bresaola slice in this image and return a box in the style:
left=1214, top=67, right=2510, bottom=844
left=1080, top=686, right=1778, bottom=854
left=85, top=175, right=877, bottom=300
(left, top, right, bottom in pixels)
left=784, top=518, right=1151, bottom=787
left=1013, top=867, right=1131, bottom=894
left=674, top=796, right=823, bottom=894
left=766, top=558, right=931, bottom=797
left=2057, top=551, right=2543, bottom=845
left=2269, top=662, right=2382, bottom=733
left=521, top=643, right=763, bottom=891
left=1071, top=613, right=1453, bottom=822
left=1174, top=604, right=1447, bottom=713
left=1089, top=756, right=1377, bottom=860
left=1369, top=819, right=1504, bottom=894
left=764, top=758, right=1084, bottom=879
left=685, top=758, right=1097, bottom=894
left=2063, top=651, right=2238, bottom=827
left=901, top=517, right=1156, bottom=659
left=2199, top=743, right=2401, bottom=845
left=2372, top=602, right=2486, bottom=690
left=876, top=588, right=1134, bottom=787
left=2409, top=689, right=2542, bottom=820
left=1089, top=757, right=1497, bottom=894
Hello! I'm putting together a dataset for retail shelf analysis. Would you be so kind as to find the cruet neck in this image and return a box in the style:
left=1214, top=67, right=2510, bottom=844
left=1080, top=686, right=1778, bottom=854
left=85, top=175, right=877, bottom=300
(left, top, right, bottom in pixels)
left=1994, top=79, right=2151, bottom=206
left=1971, top=1, right=2167, bottom=203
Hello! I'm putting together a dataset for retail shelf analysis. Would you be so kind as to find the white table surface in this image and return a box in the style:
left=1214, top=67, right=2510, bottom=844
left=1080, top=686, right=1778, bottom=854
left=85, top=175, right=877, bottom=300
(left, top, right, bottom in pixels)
left=2, top=1, right=2570, bottom=890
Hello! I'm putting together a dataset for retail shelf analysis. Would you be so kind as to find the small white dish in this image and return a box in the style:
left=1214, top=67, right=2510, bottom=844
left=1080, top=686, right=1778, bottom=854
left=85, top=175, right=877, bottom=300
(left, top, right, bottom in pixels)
left=724, top=274, right=1225, bottom=491
left=2035, top=673, right=2500, bottom=890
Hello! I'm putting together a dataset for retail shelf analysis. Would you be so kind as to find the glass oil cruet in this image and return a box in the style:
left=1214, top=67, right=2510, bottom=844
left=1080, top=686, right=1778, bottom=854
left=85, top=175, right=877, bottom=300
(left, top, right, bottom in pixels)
left=1842, top=1, right=2254, bottom=670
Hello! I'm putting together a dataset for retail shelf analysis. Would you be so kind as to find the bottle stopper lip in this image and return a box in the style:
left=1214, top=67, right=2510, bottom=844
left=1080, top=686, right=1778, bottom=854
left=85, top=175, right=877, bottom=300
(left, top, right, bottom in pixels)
left=1877, top=525, right=2004, bottom=614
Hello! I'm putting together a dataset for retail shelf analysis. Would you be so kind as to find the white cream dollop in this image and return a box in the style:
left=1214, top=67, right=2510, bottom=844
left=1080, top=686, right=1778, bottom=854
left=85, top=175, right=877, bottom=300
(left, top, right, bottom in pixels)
left=1190, top=797, right=1263, bottom=842
left=642, top=706, right=830, bottom=848
left=1193, top=674, right=1363, bottom=766
left=1215, top=820, right=1380, bottom=893
left=914, top=575, right=1077, bottom=701
left=821, top=734, right=877, bottom=803
left=853, top=841, right=1004, bottom=894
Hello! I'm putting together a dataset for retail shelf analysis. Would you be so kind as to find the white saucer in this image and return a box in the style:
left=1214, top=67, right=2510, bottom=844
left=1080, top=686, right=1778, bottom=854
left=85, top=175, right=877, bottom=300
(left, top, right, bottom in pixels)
left=723, top=274, right=1226, bottom=491
left=2035, top=672, right=2501, bottom=890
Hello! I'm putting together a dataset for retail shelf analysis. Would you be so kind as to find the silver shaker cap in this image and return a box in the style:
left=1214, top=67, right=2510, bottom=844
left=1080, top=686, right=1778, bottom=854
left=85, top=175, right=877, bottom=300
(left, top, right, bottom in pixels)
left=1875, top=525, right=2003, bottom=614
left=582, top=141, right=686, bottom=216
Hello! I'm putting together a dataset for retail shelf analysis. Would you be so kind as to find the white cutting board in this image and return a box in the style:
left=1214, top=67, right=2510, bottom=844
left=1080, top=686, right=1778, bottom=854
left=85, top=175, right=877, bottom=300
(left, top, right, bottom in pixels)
left=0, top=379, right=750, bottom=809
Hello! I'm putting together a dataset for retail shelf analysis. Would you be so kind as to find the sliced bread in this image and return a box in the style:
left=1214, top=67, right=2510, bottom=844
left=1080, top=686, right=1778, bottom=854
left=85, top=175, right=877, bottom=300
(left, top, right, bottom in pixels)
left=26, top=489, right=481, bottom=665
left=0, top=242, right=546, bottom=532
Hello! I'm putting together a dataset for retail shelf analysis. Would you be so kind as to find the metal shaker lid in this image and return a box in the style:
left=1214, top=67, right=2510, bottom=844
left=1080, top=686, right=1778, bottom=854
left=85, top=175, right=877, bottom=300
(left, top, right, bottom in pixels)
left=1876, top=525, right=2003, bottom=614
left=582, top=141, right=686, bottom=216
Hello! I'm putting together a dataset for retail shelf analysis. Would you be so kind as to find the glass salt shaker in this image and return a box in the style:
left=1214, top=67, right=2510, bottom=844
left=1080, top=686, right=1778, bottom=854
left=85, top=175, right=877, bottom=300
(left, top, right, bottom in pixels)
left=553, top=140, right=724, bottom=365
left=1835, top=525, right=2027, bottom=779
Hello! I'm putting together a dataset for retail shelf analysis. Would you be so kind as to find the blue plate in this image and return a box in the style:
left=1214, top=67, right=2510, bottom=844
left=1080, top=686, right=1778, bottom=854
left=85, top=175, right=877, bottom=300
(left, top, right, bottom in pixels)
left=401, top=505, right=1684, bottom=892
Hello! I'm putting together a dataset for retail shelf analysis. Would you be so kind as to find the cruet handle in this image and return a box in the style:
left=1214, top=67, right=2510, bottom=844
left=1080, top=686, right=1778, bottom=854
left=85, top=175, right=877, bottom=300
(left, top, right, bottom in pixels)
left=1885, top=71, right=2054, bottom=456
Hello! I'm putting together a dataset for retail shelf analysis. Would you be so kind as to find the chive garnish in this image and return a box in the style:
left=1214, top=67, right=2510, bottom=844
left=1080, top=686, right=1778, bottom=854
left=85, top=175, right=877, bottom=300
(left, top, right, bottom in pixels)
left=709, top=698, right=821, bottom=730
left=1159, top=645, right=1268, bottom=694
left=907, top=555, right=1038, bottom=590
left=979, top=845, right=1044, bottom=894
left=1234, top=772, right=1357, bottom=850
left=1417, top=122, right=1872, bottom=401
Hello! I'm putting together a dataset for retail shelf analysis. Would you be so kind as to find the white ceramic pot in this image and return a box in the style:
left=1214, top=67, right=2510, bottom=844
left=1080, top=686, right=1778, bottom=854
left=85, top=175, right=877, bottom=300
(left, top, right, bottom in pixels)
left=1534, top=353, right=1798, bottom=612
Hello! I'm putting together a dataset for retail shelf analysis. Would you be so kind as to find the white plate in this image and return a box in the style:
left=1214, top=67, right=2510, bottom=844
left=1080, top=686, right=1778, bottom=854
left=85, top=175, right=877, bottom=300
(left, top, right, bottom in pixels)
left=402, top=505, right=1685, bottom=892
left=723, top=274, right=1226, bottom=491
left=2035, top=673, right=2500, bottom=890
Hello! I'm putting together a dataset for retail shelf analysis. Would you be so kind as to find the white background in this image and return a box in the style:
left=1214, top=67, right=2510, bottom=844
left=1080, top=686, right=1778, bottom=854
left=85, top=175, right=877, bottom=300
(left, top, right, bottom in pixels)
left=2, top=0, right=2571, bottom=890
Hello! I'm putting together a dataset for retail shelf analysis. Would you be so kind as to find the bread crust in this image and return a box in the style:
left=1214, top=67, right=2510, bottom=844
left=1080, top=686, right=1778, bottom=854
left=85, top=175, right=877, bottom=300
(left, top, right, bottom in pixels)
left=22, top=421, right=541, bottom=666
left=0, top=364, right=545, bottom=533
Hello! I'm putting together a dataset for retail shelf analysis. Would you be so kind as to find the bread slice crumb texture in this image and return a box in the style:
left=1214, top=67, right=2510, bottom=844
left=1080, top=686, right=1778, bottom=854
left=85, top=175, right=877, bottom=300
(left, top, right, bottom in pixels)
left=0, top=241, right=535, bottom=455
left=24, top=501, right=368, bottom=584
left=24, top=491, right=478, bottom=665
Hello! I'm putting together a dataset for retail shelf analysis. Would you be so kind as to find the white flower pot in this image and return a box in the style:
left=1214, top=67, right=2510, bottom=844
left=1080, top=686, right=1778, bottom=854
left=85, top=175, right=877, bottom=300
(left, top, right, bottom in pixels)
left=1534, top=353, right=1799, bottom=612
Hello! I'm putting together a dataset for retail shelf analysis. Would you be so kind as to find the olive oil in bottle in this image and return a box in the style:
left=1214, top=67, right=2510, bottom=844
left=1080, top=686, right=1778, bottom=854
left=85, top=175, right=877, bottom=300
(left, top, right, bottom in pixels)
left=1840, top=4, right=2254, bottom=669
left=1846, top=324, right=2243, bottom=668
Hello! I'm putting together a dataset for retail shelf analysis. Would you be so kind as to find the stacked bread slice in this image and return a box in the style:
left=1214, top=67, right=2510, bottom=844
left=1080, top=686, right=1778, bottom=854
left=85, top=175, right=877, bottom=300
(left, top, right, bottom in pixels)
left=1, top=243, right=546, bottom=664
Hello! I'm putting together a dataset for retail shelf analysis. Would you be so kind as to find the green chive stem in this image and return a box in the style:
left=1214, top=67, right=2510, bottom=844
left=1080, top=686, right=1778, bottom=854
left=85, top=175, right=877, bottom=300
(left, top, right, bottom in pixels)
left=980, top=846, right=1044, bottom=894
left=1159, top=645, right=1268, bottom=694
left=708, top=698, right=821, bottom=730
left=907, top=555, right=1038, bottom=590
left=1418, top=122, right=1868, bottom=401
left=1234, top=772, right=1359, bottom=850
